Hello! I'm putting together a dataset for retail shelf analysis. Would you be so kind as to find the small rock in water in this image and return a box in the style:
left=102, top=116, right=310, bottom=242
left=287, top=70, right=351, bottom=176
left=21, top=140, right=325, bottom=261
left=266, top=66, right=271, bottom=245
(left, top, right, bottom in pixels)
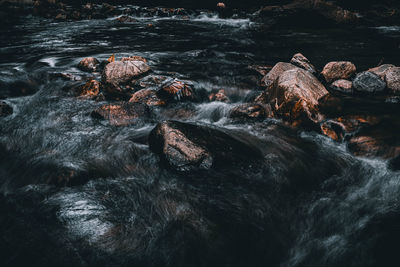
left=290, top=53, right=316, bottom=74
left=77, top=57, right=99, bottom=72
left=230, top=103, right=272, bottom=120
left=79, top=79, right=100, bottom=98
left=330, top=79, right=353, bottom=94
left=384, top=67, right=400, bottom=95
left=209, top=89, right=229, bottom=102
left=0, top=101, right=13, bottom=117
left=115, top=15, right=137, bottom=23
left=157, top=79, right=195, bottom=102
left=321, top=61, right=356, bottom=83
left=129, top=89, right=166, bottom=106
left=91, top=102, right=151, bottom=126
left=353, top=71, right=386, bottom=94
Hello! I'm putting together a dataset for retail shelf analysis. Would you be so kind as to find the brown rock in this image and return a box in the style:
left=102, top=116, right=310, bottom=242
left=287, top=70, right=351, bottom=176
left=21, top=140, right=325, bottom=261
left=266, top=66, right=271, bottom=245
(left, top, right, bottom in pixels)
left=129, top=89, right=166, bottom=106
left=115, top=15, right=137, bottom=23
left=230, top=103, right=272, bottom=120
left=321, top=61, right=356, bottom=83
left=368, top=64, right=395, bottom=80
left=91, top=102, right=151, bottom=126
left=330, top=79, right=353, bottom=94
left=209, top=89, right=229, bottom=102
left=77, top=57, right=99, bottom=72
left=320, top=120, right=346, bottom=141
left=80, top=80, right=100, bottom=98
left=0, top=101, right=13, bottom=117
left=121, top=56, right=147, bottom=63
left=158, top=79, right=195, bottom=101
left=290, top=53, right=316, bottom=74
left=102, top=60, right=151, bottom=86
left=384, top=67, right=400, bottom=95
left=261, top=62, right=297, bottom=90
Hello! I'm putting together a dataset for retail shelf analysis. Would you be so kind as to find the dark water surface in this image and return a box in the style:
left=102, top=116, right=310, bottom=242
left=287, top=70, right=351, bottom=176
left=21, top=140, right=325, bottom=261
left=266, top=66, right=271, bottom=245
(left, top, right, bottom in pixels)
left=1, top=7, right=400, bottom=267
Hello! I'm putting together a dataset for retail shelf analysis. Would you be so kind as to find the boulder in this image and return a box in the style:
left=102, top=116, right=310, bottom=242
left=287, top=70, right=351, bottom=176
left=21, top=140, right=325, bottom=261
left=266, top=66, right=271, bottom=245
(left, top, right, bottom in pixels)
left=230, top=103, right=272, bottom=120
left=157, top=79, right=195, bottom=102
left=353, top=71, right=386, bottom=94
left=0, top=101, right=13, bottom=117
left=149, top=120, right=263, bottom=171
left=91, top=102, right=151, bottom=126
left=77, top=57, right=99, bottom=72
left=261, top=62, right=297, bottom=90
left=321, top=61, right=356, bottom=83
left=129, top=89, right=166, bottom=106
left=384, top=67, right=400, bottom=95
left=102, top=60, right=150, bottom=85
left=290, top=53, right=316, bottom=74
left=368, top=64, right=395, bottom=80
left=330, top=79, right=353, bottom=94
left=209, top=89, right=229, bottom=102
left=121, top=56, right=147, bottom=63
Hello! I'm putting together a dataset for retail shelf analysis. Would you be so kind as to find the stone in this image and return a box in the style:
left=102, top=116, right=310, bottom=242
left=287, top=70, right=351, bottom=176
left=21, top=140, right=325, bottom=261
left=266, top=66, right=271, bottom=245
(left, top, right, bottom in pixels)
left=79, top=80, right=100, bottom=98
left=121, top=56, right=147, bottom=63
left=321, top=61, right=356, bottom=83
left=261, top=62, right=297, bottom=90
left=157, top=79, right=195, bottom=102
left=290, top=53, right=316, bottom=74
left=368, top=64, right=395, bottom=80
left=91, top=102, right=151, bottom=126
left=330, top=79, right=353, bottom=94
left=230, top=103, right=272, bottom=120
left=384, top=67, right=400, bottom=95
left=115, top=15, right=137, bottom=23
left=77, top=57, right=99, bottom=72
left=129, top=89, right=166, bottom=106
left=353, top=71, right=386, bottom=94
left=209, top=89, right=229, bottom=102
left=102, top=60, right=150, bottom=85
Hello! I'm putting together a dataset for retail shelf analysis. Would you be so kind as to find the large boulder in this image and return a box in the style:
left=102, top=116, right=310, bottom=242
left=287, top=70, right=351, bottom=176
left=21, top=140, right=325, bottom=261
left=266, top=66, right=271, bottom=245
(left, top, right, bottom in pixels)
left=0, top=101, right=13, bottom=117
left=353, top=71, right=386, bottom=94
left=91, top=102, right=151, bottom=126
left=77, top=57, right=99, bottom=72
left=384, top=67, right=400, bottom=95
left=148, top=120, right=263, bottom=171
left=290, top=53, right=316, bottom=74
left=261, top=62, right=297, bottom=90
left=321, top=61, right=356, bottom=83
left=102, top=60, right=151, bottom=85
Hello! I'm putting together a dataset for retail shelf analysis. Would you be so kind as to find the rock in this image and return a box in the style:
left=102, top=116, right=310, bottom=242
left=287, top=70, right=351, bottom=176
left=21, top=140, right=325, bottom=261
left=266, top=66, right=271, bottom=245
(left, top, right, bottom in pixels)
left=115, top=15, right=137, bottom=23
left=209, top=89, right=229, bottom=102
left=55, top=13, right=66, bottom=20
left=121, top=56, right=147, bottom=63
left=290, top=53, right=316, bottom=74
left=320, top=120, right=346, bottom=141
left=261, top=62, right=297, bottom=90
left=348, top=135, right=399, bottom=159
left=230, top=103, right=272, bottom=120
left=353, top=71, right=386, bottom=94
left=330, top=79, right=353, bottom=94
left=91, top=102, right=151, bottom=126
left=79, top=80, right=100, bottom=98
left=148, top=120, right=263, bottom=171
left=77, top=57, right=99, bottom=72
left=321, top=61, right=356, bottom=83
left=384, top=67, right=400, bottom=95
left=157, top=79, right=195, bottom=102
left=0, top=101, right=13, bottom=117
left=0, top=79, right=38, bottom=98
left=217, top=2, right=226, bottom=9
left=102, top=60, right=150, bottom=85
left=129, top=89, right=166, bottom=106
left=368, top=64, right=395, bottom=80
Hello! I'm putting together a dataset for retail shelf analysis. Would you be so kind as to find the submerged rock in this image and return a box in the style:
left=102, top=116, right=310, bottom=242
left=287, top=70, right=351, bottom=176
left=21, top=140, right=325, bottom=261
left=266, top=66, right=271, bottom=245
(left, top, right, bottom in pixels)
left=290, top=53, right=316, bottom=74
left=149, top=120, right=263, bottom=171
left=230, top=103, right=272, bottom=120
left=353, top=71, right=386, bottom=94
left=0, top=101, right=13, bottom=117
left=330, top=79, right=353, bottom=94
left=91, top=102, right=150, bottom=126
left=321, top=61, right=356, bottom=83
left=77, top=57, right=99, bottom=72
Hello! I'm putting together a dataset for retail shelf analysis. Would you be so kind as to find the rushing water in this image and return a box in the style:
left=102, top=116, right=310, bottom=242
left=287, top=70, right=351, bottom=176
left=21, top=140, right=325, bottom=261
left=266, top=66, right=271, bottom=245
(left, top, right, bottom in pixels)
left=0, top=6, right=400, bottom=267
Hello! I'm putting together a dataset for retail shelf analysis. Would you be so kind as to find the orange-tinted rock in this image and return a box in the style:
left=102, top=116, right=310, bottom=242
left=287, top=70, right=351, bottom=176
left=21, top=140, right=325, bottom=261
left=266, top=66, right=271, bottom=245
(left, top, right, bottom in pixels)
left=384, top=67, right=400, bottom=95
left=289, top=99, right=323, bottom=129
left=77, top=57, right=99, bottom=72
left=80, top=80, right=100, bottom=98
left=129, top=89, right=166, bottom=106
left=261, top=62, right=297, bottom=90
left=348, top=135, right=400, bottom=159
left=115, top=15, right=137, bottom=23
left=290, top=53, right=316, bottom=74
left=158, top=79, right=195, bottom=101
left=91, top=102, right=150, bottom=126
left=121, top=56, right=147, bottom=63
left=321, top=61, right=356, bottom=83
left=330, top=79, right=353, bottom=94
left=209, top=89, right=229, bottom=102
left=320, top=120, right=346, bottom=141
left=230, top=103, right=272, bottom=120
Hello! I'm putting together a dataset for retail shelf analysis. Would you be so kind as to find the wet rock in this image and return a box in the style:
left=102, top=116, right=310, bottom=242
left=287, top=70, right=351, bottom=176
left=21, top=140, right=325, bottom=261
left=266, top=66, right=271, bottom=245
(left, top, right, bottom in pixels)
left=261, top=62, right=297, bottom=90
left=321, top=61, right=356, bottom=83
left=320, top=120, right=346, bottom=141
left=157, top=79, right=195, bottom=102
left=79, top=79, right=100, bottom=98
left=368, top=64, right=395, bottom=80
left=209, top=89, right=229, bottom=102
left=129, top=89, right=166, bottom=106
left=230, top=103, right=272, bottom=120
left=121, top=56, right=147, bottom=63
left=290, top=53, right=316, bottom=74
left=77, top=57, right=99, bottom=72
left=0, top=79, right=38, bottom=98
left=330, top=79, right=353, bottom=94
left=247, top=65, right=273, bottom=77
left=102, top=60, right=150, bottom=85
left=348, top=135, right=399, bottom=159
left=0, top=101, right=13, bottom=117
left=91, top=102, right=151, bottom=126
left=384, top=67, right=400, bottom=95
left=115, top=15, right=137, bottom=23
left=353, top=71, right=386, bottom=94
left=149, top=120, right=263, bottom=171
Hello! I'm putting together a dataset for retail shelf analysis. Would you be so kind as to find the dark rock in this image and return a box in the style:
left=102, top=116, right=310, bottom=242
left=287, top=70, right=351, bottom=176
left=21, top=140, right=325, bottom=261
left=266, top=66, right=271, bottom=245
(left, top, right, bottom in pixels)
left=77, top=57, right=99, bottom=72
left=230, top=103, right=272, bottom=120
left=290, top=53, right=316, bottom=74
left=91, top=102, right=151, bottom=126
left=330, top=79, right=353, bottom=94
left=149, top=120, right=263, bottom=171
left=129, top=89, right=166, bottom=106
left=321, top=61, right=356, bottom=83
left=0, top=79, right=38, bottom=98
left=320, top=120, right=347, bottom=141
left=353, top=71, right=386, bottom=94
left=0, top=101, right=13, bottom=117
